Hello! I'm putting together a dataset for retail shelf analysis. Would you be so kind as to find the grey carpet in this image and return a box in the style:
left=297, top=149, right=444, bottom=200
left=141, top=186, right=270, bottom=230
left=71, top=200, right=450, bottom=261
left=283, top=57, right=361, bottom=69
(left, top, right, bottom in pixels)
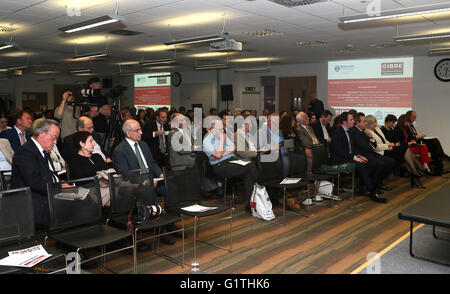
left=361, top=225, right=450, bottom=274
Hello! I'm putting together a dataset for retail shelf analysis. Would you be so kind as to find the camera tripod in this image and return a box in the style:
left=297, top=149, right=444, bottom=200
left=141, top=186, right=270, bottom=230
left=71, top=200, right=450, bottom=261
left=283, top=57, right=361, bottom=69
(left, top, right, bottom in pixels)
left=105, top=95, right=124, bottom=157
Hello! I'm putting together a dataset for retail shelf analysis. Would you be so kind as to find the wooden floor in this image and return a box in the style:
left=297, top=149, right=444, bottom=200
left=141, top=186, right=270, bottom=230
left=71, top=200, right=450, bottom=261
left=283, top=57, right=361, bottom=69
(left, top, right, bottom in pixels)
left=96, top=169, right=450, bottom=274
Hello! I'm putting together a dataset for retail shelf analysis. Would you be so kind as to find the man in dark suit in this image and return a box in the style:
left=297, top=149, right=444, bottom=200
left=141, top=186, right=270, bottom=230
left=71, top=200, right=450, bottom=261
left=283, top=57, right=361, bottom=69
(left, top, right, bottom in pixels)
left=351, top=113, right=395, bottom=192
left=307, top=92, right=324, bottom=120
left=113, top=119, right=177, bottom=244
left=61, top=116, right=110, bottom=164
left=11, top=119, right=63, bottom=228
left=142, top=109, right=170, bottom=168
left=330, top=112, right=387, bottom=203
left=312, top=110, right=333, bottom=145
left=0, top=110, right=33, bottom=151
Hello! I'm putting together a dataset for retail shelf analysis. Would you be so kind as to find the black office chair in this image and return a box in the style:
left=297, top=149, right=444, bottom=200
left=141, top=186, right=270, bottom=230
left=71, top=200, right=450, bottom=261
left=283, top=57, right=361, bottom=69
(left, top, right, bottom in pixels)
left=45, top=177, right=134, bottom=274
left=107, top=169, right=184, bottom=273
left=257, top=149, right=309, bottom=224
left=163, top=165, right=232, bottom=272
left=196, top=151, right=239, bottom=208
left=0, top=170, right=11, bottom=191
left=0, top=187, right=66, bottom=274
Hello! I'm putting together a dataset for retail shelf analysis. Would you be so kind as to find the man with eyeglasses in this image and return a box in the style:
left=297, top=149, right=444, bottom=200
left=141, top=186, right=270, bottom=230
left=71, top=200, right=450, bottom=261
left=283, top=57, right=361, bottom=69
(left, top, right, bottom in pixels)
left=113, top=119, right=178, bottom=245
left=11, top=119, right=71, bottom=230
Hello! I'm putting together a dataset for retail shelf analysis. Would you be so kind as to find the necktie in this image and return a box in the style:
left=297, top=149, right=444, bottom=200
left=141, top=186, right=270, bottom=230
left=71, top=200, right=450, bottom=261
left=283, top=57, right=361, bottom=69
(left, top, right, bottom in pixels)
left=345, top=129, right=352, bottom=154
left=19, top=132, right=25, bottom=145
left=134, top=143, right=146, bottom=169
left=306, top=126, right=319, bottom=145
left=43, top=151, right=58, bottom=183
left=159, top=125, right=166, bottom=154
left=373, top=129, right=386, bottom=144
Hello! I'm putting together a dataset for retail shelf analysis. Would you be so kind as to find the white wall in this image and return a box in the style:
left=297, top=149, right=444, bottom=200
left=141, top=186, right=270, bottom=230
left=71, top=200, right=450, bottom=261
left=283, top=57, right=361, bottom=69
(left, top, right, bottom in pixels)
left=173, top=57, right=449, bottom=152
left=0, top=56, right=448, bottom=152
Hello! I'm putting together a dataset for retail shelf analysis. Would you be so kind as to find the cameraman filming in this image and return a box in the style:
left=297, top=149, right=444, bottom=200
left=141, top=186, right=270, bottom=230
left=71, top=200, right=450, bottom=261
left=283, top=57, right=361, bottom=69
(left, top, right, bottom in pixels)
left=54, top=89, right=81, bottom=139
left=86, top=77, right=110, bottom=148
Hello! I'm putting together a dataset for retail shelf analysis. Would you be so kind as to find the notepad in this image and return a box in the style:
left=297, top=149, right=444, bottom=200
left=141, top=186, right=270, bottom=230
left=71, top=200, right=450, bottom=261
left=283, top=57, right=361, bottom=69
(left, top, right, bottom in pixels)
left=229, top=160, right=251, bottom=166
left=181, top=204, right=218, bottom=213
left=423, top=136, right=437, bottom=140
left=280, top=178, right=301, bottom=185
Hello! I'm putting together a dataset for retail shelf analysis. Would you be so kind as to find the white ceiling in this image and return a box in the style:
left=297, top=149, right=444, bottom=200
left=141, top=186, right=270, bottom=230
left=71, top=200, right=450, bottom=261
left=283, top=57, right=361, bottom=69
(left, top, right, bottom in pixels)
left=1, top=0, right=450, bottom=76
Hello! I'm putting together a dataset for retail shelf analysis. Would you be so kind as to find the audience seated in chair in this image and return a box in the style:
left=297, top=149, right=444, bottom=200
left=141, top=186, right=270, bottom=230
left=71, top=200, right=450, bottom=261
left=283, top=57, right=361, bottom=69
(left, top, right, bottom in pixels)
left=330, top=112, right=387, bottom=203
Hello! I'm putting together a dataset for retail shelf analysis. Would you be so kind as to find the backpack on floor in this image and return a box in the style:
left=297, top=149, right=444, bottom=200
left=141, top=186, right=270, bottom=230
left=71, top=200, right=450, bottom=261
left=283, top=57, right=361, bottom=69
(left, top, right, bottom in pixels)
left=250, top=184, right=275, bottom=221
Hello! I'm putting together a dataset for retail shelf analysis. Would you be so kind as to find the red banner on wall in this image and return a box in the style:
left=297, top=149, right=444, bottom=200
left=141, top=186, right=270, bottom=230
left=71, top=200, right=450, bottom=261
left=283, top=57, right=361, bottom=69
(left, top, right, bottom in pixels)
left=135, top=86, right=171, bottom=105
left=328, top=78, right=413, bottom=108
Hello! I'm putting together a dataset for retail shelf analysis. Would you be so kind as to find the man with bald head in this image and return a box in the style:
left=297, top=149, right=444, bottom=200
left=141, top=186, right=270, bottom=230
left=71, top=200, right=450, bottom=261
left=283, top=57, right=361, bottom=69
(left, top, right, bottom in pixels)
left=61, top=116, right=110, bottom=163
left=113, top=119, right=177, bottom=244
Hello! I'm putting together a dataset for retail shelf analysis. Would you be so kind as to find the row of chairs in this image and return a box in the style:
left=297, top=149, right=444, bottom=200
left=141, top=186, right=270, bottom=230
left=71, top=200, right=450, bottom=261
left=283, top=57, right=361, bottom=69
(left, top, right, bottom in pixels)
left=0, top=144, right=355, bottom=274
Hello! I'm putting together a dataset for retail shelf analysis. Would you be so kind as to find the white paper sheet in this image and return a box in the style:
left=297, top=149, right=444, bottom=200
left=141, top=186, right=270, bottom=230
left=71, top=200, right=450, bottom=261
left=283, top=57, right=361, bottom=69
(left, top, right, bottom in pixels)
left=0, top=245, right=52, bottom=268
left=181, top=204, right=218, bottom=212
left=229, top=160, right=251, bottom=166
left=280, top=178, right=302, bottom=185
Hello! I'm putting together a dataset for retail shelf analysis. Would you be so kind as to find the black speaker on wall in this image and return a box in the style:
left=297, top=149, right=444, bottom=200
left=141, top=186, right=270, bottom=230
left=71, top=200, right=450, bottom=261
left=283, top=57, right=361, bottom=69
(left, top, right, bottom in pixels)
left=261, top=76, right=276, bottom=86
left=103, top=78, right=113, bottom=88
left=221, top=84, right=234, bottom=101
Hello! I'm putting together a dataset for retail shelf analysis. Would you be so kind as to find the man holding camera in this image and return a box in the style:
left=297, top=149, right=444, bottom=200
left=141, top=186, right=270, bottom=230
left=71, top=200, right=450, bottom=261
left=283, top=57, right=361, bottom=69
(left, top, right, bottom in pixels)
left=54, top=90, right=81, bottom=139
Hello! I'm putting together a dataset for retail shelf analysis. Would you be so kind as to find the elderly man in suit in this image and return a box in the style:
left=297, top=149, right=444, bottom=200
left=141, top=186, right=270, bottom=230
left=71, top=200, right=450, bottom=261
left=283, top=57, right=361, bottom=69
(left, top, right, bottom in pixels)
left=167, top=113, right=197, bottom=168
left=10, top=119, right=66, bottom=229
left=0, top=110, right=33, bottom=151
left=113, top=119, right=178, bottom=244
left=295, top=111, right=320, bottom=172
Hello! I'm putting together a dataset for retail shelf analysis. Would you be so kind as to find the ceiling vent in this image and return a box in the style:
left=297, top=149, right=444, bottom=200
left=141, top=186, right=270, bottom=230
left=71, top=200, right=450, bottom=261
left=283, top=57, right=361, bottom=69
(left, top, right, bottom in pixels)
left=109, top=29, right=142, bottom=36
left=268, top=0, right=328, bottom=7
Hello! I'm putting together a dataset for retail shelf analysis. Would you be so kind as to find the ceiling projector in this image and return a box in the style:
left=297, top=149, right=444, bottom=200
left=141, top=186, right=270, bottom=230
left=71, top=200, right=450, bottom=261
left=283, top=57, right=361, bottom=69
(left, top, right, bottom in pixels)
left=209, top=39, right=242, bottom=52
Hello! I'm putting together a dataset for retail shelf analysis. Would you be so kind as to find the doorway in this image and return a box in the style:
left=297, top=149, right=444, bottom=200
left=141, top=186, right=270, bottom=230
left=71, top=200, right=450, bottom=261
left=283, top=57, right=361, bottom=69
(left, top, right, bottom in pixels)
left=278, top=76, right=316, bottom=113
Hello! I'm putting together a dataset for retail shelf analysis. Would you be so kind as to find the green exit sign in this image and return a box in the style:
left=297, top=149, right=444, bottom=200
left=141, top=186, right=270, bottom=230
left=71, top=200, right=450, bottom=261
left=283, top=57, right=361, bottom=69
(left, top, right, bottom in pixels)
left=245, top=87, right=256, bottom=92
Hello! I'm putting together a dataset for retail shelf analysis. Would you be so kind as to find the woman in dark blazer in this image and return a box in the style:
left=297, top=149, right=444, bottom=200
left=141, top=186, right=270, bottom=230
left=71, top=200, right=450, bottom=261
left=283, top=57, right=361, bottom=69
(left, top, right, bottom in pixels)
left=69, top=131, right=108, bottom=180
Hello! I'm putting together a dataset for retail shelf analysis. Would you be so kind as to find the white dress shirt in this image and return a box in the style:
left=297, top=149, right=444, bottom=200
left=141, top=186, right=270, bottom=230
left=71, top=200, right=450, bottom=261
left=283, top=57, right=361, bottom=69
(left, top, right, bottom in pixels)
left=126, top=138, right=148, bottom=168
left=320, top=120, right=329, bottom=141
left=31, top=137, right=59, bottom=183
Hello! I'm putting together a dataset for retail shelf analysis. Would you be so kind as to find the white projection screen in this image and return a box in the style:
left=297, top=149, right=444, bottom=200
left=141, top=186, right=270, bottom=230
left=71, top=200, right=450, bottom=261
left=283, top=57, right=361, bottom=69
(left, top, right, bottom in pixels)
left=134, top=72, right=171, bottom=110
left=328, top=57, right=413, bottom=123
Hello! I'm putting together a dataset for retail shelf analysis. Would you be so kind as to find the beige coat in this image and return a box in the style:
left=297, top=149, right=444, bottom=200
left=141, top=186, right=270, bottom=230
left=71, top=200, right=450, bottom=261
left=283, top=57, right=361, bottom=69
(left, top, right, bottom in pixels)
left=0, top=138, right=14, bottom=165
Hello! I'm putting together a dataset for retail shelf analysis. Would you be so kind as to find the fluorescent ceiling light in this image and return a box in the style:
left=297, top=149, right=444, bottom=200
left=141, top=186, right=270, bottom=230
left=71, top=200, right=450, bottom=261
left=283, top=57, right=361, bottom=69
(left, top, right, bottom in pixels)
left=235, top=67, right=271, bottom=73
left=231, top=57, right=273, bottom=63
left=194, top=64, right=229, bottom=70
left=139, top=59, right=176, bottom=66
left=340, top=2, right=450, bottom=24
left=135, top=44, right=176, bottom=52
left=189, top=52, right=234, bottom=58
left=428, top=47, right=450, bottom=55
left=69, top=68, right=92, bottom=73
left=0, top=44, right=14, bottom=50
left=164, top=34, right=226, bottom=46
left=394, top=31, right=450, bottom=42
left=59, top=14, right=125, bottom=33
left=7, top=65, right=29, bottom=70
left=162, top=12, right=224, bottom=27
left=72, top=52, right=108, bottom=60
